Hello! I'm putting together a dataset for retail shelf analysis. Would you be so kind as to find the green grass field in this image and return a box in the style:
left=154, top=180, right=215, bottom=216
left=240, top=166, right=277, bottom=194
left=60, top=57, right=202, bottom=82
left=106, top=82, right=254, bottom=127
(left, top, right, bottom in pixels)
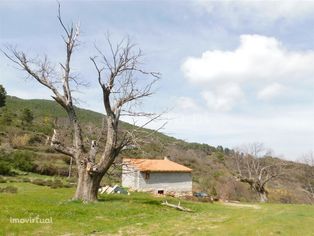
left=0, top=181, right=314, bottom=236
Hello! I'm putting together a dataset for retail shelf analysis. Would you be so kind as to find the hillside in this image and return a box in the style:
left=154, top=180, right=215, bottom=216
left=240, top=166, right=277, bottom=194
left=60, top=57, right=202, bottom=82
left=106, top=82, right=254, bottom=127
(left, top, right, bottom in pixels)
left=0, top=96, right=313, bottom=204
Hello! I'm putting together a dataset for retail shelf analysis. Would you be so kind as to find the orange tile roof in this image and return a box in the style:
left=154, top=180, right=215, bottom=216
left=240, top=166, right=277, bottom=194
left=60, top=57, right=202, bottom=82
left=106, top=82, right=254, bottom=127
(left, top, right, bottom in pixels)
left=123, top=158, right=192, bottom=172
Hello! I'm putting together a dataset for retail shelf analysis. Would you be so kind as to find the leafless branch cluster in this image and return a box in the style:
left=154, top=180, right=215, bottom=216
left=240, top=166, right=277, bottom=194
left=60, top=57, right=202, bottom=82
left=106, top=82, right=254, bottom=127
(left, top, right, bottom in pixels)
left=231, top=143, right=285, bottom=202
left=3, top=3, right=83, bottom=157
left=90, top=34, right=160, bottom=115
left=234, top=152, right=283, bottom=186
left=3, top=3, right=82, bottom=100
left=2, top=3, right=162, bottom=201
left=300, top=152, right=314, bottom=201
left=89, top=34, right=162, bottom=154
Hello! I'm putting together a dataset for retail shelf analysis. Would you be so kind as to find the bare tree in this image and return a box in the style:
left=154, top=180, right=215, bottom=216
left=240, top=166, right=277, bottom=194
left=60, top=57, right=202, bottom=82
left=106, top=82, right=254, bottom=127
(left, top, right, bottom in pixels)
left=3, top=4, right=160, bottom=202
left=300, top=152, right=314, bottom=202
left=231, top=143, right=284, bottom=202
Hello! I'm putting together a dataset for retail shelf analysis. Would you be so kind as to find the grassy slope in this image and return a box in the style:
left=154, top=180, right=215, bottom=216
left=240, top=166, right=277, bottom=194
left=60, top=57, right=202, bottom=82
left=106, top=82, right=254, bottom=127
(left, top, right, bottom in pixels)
left=1, top=182, right=314, bottom=236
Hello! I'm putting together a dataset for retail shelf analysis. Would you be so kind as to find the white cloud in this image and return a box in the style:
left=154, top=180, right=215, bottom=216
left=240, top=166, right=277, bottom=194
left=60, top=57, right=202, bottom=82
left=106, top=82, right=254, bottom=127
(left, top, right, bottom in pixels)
left=182, top=34, right=314, bottom=84
left=176, top=96, right=200, bottom=111
left=182, top=34, right=314, bottom=110
left=196, top=0, right=314, bottom=25
left=202, top=83, right=245, bottom=111
left=257, top=83, right=286, bottom=101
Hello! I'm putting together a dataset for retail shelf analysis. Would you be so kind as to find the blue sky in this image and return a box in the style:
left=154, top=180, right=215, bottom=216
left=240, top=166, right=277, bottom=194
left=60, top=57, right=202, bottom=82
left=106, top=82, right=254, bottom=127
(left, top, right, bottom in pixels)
left=1, top=0, right=314, bottom=160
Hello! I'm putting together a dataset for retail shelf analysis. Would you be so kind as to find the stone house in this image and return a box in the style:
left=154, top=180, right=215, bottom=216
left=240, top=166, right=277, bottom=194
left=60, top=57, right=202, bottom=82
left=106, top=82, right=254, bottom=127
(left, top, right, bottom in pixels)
left=122, top=157, right=192, bottom=196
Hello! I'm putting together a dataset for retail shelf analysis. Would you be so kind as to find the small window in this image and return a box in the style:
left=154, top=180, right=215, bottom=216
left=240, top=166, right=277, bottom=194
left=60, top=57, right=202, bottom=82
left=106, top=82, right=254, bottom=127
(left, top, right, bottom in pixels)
left=145, top=172, right=150, bottom=180
left=157, top=190, right=164, bottom=195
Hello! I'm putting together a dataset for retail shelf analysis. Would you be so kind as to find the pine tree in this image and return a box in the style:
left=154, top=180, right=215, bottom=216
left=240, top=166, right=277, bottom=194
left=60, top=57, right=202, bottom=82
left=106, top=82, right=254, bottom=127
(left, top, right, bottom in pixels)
left=0, top=84, right=6, bottom=108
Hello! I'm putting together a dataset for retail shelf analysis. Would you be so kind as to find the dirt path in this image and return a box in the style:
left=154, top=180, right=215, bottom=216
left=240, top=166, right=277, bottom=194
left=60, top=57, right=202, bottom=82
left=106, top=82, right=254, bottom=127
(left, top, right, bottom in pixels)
left=222, top=202, right=261, bottom=209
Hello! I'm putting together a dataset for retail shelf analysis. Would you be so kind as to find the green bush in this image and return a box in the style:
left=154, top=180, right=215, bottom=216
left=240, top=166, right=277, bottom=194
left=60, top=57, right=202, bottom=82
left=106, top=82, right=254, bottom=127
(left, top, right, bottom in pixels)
left=31, top=178, right=69, bottom=188
left=45, top=179, right=53, bottom=186
left=0, top=160, right=12, bottom=175
left=215, top=152, right=225, bottom=162
left=62, top=156, right=72, bottom=165
left=50, top=180, right=64, bottom=189
left=21, top=108, right=34, bottom=125
left=0, top=108, right=14, bottom=125
left=0, top=176, right=7, bottom=183
left=0, top=150, right=36, bottom=175
left=22, top=177, right=31, bottom=182
left=28, top=134, right=42, bottom=144
left=0, top=186, right=18, bottom=193
left=32, top=179, right=46, bottom=186
left=11, top=151, right=35, bottom=172
left=66, top=177, right=77, bottom=184
left=62, top=183, right=72, bottom=188
left=33, top=164, right=60, bottom=176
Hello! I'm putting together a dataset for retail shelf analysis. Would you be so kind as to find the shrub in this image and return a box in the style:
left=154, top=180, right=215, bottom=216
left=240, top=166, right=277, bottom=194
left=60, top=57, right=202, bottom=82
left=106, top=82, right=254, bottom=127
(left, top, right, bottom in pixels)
left=0, top=186, right=18, bottom=193
left=50, top=180, right=64, bottom=189
left=67, top=177, right=77, bottom=184
left=45, top=179, right=53, bottom=186
left=0, top=108, right=13, bottom=125
left=54, top=179, right=63, bottom=185
left=0, top=84, right=6, bottom=108
left=28, top=134, right=42, bottom=145
left=32, top=163, right=69, bottom=177
left=31, top=178, right=69, bottom=188
left=62, top=183, right=72, bottom=188
left=210, top=185, right=218, bottom=197
left=11, top=151, right=35, bottom=172
left=7, top=178, right=18, bottom=183
left=0, top=176, right=7, bottom=183
left=21, top=108, right=34, bottom=124
left=33, top=164, right=59, bottom=176
left=213, top=171, right=223, bottom=179
left=215, top=152, right=225, bottom=162
left=22, top=177, right=31, bottom=182
left=32, top=179, right=46, bottom=186
left=62, top=156, right=72, bottom=165
left=0, top=160, right=12, bottom=175
left=0, top=150, right=36, bottom=174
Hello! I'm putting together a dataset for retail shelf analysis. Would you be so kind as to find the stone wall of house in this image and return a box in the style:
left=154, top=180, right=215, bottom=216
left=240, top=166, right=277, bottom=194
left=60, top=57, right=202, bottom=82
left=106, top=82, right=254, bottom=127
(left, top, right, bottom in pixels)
left=138, top=172, right=192, bottom=196
left=121, top=165, right=138, bottom=190
left=122, top=164, right=192, bottom=196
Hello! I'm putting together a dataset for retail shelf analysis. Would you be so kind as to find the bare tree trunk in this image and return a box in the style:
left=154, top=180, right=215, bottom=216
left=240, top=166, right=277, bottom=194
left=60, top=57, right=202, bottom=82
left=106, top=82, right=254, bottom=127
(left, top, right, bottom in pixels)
left=246, top=181, right=269, bottom=203
left=68, top=157, right=73, bottom=178
left=74, top=166, right=103, bottom=202
left=70, top=115, right=118, bottom=202
left=258, top=191, right=268, bottom=203
left=232, top=143, right=284, bottom=203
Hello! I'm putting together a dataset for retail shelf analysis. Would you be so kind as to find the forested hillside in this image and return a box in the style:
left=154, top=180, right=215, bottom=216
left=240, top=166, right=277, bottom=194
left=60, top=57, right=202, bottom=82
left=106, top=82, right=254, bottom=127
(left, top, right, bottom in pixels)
left=0, top=96, right=313, bottom=204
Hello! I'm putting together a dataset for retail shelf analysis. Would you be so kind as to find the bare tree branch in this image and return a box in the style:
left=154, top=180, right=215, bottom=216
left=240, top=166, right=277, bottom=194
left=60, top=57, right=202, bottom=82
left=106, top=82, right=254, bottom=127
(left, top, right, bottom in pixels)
left=89, top=34, right=161, bottom=176
left=3, top=4, right=161, bottom=202
left=299, top=152, right=314, bottom=202
left=231, top=143, right=285, bottom=202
